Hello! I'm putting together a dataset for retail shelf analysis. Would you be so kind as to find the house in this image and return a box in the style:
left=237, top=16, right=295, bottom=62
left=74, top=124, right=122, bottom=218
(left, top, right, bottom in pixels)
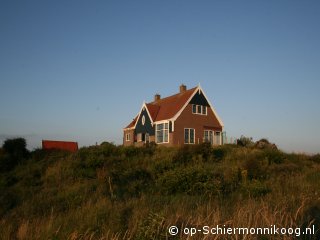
left=123, top=84, right=224, bottom=146
left=42, top=140, right=78, bottom=152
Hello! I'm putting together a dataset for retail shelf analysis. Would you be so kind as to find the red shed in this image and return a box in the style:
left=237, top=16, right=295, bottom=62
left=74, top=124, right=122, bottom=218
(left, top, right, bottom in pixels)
left=42, top=140, right=78, bottom=152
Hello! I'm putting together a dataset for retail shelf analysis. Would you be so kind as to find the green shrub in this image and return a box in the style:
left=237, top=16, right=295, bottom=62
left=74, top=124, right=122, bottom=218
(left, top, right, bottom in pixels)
left=0, top=189, right=20, bottom=217
left=195, top=142, right=213, bottom=161
left=264, top=149, right=285, bottom=164
left=310, top=154, right=320, bottom=163
left=242, top=180, right=271, bottom=198
left=243, top=158, right=264, bottom=180
left=156, top=166, right=222, bottom=196
left=212, top=146, right=228, bottom=161
left=172, top=145, right=193, bottom=165
left=300, top=200, right=320, bottom=240
left=111, top=168, right=153, bottom=199
left=237, top=135, right=254, bottom=147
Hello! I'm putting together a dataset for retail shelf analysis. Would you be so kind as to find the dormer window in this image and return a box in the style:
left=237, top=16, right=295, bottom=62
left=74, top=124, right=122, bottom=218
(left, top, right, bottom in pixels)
left=192, top=104, right=207, bottom=115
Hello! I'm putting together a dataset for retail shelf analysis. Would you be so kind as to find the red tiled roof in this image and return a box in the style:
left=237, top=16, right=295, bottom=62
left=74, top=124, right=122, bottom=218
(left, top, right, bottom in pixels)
left=125, top=116, right=138, bottom=129
left=42, top=140, right=78, bottom=152
left=124, top=87, right=197, bottom=129
left=147, top=87, right=197, bottom=121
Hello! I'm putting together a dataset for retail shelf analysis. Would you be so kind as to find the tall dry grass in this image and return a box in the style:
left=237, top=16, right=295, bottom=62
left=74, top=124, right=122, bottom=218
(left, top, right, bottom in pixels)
left=0, top=143, right=319, bottom=239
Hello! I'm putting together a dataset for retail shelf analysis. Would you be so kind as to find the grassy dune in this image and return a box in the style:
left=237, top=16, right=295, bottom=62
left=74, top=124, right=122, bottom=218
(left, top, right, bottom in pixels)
left=0, top=142, right=319, bottom=239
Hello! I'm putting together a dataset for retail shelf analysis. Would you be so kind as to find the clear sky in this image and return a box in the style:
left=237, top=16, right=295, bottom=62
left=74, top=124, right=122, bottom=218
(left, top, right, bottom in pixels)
left=1, top=1, right=320, bottom=153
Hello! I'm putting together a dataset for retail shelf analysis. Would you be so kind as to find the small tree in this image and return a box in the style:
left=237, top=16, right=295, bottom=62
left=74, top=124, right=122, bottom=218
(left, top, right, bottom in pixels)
left=1, top=138, right=29, bottom=171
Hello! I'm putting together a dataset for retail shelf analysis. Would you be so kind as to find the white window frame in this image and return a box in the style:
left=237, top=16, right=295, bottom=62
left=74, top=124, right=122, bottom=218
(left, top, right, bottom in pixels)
left=125, top=133, right=131, bottom=141
left=155, top=121, right=169, bottom=144
left=192, top=104, right=207, bottom=115
left=184, top=128, right=195, bottom=144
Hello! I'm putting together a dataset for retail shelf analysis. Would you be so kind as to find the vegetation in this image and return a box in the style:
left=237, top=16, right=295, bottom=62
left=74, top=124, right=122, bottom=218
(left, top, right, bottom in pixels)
left=0, top=139, right=319, bottom=239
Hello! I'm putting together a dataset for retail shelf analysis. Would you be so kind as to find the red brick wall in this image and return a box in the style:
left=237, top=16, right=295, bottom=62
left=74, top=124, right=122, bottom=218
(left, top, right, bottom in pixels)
left=173, top=104, right=222, bottom=145
left=123, top=129, right=135, bottom=146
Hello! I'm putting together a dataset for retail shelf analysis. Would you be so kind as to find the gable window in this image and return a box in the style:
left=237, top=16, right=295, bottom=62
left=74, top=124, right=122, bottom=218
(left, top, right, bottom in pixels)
left=156, top=122, right=169, bottom=143
left=184, top=128, right=195, bottom=144
left=192, top=104, right=207, bottom=115
left=125, top=133, right=130, bottom=141
left=202, top=106, right=207, bottom=115
left=192, top=104, right=197, bottom=114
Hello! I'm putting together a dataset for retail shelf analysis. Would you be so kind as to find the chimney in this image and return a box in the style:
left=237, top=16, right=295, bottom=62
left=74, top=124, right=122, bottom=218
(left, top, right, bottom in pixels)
left=180, top=84, right=187, bottom=93
left=154, top=94, right=161, bottom=102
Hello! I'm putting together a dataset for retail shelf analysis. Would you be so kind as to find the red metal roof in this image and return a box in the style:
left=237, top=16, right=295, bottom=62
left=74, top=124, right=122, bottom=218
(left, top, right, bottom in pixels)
left=42, top=140, right=78, bottom=152
left=124, top=86, right=197, bottom=128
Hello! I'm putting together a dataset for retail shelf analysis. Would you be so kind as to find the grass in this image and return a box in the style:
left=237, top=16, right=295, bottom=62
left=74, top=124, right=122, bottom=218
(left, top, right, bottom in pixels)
left=0, top=143, right=319, bottom=239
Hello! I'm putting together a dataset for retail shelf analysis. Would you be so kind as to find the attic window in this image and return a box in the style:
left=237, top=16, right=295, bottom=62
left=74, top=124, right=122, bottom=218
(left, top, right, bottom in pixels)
left=142, top=115, right=145, bottom=125
left=192, top=104, right=207, bottom=115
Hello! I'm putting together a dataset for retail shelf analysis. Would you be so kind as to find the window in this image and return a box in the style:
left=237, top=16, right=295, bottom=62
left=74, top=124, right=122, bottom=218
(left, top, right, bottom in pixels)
left=197, top=105, right=201, bottom=114
left=204, top=130, right=213, bottom=144
left=192, top=104, right=197, bottom=113
left=125, top=133, right=130, bottom=141
left=156, top=122, right=169, bottom=143
left=142, top=115, right=145, bottom=125
left=202, top=106, right=207, bottom=115
left=192, top=104, right=207, bottom=115
left=184, top=128, right=195, bottom=144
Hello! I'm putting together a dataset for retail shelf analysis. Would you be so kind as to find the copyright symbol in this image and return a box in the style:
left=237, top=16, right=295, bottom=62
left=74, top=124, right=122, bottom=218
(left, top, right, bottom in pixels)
left=168, top=226, right=178, bottom=235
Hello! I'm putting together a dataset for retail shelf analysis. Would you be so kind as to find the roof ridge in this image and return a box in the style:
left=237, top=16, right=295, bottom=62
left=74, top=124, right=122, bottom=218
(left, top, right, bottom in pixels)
left=148, top=86, right=197, bottom=105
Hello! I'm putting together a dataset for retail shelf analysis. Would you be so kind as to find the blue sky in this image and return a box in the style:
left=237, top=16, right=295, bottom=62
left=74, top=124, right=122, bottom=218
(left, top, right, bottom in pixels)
left=0, top=1, right=319, bottom=153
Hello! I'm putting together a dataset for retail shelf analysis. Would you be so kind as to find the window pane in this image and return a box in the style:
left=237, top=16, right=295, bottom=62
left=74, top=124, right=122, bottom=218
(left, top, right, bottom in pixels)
left=197, top=105, right=201, bottom=114
left=157, top=130, right=163, bottom=143
left=203, top=106, right=207, bottom=115
left=204, top=131, right=208, bottom=142
left=184, top=129, right=189, bottom=143
left=165, top=123, right=168, bottom=129
left=164, top=129, right=168, bottom=142
left=190, top=129, right=194, bottom=143
left=192, top=104, right=196, bottom=113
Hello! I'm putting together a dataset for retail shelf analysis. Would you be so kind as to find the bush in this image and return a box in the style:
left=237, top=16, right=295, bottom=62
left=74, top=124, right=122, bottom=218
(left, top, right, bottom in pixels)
left=264, top=149, right=285, bottom=164
left=300, top=200, right=320, bottom=240
left=111, top=168, right=153, bottom=199
left=242, top=180, right=271, bottom=198
left=237, top=135, right=254, bottom=147
left=0, top=138, right=29, bottom=171
left=156, top=166, right=222, bottom=196
left=243, top=158, right=264, bottom=180
left=0, top=189, right=20, bottom=217
left=172, top=145, right=194, bottom=165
